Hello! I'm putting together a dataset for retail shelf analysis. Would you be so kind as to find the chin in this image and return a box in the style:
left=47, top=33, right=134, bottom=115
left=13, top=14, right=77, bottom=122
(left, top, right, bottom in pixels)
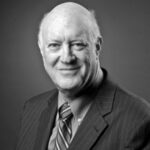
left=58, top=83, right=76, bottom=91
left=55, top=79, right=81, bottom=92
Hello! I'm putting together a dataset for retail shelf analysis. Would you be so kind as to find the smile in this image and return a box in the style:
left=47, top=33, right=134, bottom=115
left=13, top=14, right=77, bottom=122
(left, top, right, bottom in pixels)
left=58, top=67, right=80, bottom=74
left=59, top=67, right=80, bottom=71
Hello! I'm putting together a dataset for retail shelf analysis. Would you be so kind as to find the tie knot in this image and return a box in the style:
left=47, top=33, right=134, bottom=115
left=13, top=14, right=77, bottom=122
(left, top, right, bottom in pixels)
left=59, top=102, right=73, bottom=121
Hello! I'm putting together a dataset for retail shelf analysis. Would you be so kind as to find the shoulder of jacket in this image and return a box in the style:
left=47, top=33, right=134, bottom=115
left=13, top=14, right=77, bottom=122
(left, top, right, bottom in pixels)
left=114, top=86, right=150, bottom=119
left=24, top=88, right=58, bottom=107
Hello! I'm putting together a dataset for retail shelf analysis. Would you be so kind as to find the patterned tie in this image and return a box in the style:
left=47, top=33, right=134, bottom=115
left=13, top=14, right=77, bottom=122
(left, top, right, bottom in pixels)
left=55, top=102, right=73, bottom=150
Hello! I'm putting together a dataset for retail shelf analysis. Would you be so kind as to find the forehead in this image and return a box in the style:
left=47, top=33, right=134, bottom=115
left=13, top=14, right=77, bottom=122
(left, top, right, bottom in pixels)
left=42, top=12, right=91, bottom=41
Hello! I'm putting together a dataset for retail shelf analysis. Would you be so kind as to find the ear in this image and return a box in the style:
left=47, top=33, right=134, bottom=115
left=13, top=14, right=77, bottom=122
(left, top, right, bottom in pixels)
left=95, top=37, right=102, bottom=56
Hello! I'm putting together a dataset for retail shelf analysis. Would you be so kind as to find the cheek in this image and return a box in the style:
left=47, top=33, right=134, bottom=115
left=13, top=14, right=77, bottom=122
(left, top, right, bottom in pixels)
left=76, top=50, right=91, bottom=75
left=81, top=50, right=97, bottom=74
left=76, top=49, right=90, bottom=63
left=43, top=51, right=59, bottom=67
left=42, top=53, right=60, bottom=80
left=83, top=50, right=93, bottom=65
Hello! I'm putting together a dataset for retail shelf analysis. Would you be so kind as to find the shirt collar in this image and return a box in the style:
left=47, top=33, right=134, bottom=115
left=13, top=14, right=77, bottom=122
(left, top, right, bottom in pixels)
left=58, top=92, right=92, bottom=122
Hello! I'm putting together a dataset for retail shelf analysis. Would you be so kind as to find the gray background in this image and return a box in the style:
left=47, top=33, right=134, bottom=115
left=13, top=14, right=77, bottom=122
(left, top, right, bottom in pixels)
left=1, top=0, right=150, bottom=149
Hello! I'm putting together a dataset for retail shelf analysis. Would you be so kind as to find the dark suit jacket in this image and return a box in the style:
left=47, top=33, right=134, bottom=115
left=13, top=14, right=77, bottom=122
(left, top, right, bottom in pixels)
left=16, top=73, right=150, bottom=150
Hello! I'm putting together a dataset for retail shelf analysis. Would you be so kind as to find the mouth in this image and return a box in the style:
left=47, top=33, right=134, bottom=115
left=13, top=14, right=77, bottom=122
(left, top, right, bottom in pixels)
left=58, top=67, right=80, bottom=74
left=59, top=67, right=80, bottom=71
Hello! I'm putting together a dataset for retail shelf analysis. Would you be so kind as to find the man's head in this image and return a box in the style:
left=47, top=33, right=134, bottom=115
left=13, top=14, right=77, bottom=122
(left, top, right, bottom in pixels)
left=38, top=2, right=103, bottom=94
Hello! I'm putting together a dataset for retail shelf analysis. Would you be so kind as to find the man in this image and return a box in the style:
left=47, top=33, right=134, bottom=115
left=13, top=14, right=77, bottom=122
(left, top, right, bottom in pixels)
left=16, top=2, right=150, bottom=150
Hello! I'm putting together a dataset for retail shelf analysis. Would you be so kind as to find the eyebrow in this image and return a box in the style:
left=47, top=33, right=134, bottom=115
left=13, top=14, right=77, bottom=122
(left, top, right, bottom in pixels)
left=47, top=38, right=87, bottom=43
left=70, top=39, right=86, bottom=42
left=47, top=39, right=62, bottom=43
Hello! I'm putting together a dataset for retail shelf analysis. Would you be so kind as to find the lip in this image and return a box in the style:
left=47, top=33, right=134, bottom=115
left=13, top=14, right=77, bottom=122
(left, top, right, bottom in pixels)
left=57, top=67, right=80, bottom=74
left=59, top=68, right=79, bottom=71
left=58, top=67, right=80, bottom=71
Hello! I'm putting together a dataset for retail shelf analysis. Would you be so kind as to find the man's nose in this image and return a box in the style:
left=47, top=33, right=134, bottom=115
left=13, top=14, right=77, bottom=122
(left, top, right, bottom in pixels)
left=60, top=44, right=76, bottom=63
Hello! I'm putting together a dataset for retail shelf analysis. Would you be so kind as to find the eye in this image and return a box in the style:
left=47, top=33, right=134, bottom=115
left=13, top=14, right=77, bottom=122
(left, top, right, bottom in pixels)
left=71, top=42, right=87, bottom=51
left=47, top=43, right=61, bottom=51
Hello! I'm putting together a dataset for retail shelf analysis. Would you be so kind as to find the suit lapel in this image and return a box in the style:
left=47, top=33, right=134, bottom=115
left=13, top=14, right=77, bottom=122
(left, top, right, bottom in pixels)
left=34, top=90, right=58, bottom=150
left=68, top=74, right=117, bottom=150
left=68, top=101, right=108, bottom=150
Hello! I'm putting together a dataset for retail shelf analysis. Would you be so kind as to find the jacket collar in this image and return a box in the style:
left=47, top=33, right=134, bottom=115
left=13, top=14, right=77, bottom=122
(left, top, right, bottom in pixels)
left=95, top=69, right=116, bottom=116
left=34, top=90, right=58, bottom=150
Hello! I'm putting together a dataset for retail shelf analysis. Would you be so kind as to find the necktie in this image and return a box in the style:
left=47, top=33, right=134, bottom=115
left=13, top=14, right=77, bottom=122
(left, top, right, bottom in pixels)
left=55, top=102, right=73, bottom=150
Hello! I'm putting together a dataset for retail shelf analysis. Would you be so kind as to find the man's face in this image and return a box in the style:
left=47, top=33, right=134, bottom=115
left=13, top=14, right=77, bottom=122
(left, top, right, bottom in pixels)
left=40, top=15, right=99, bottom=92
